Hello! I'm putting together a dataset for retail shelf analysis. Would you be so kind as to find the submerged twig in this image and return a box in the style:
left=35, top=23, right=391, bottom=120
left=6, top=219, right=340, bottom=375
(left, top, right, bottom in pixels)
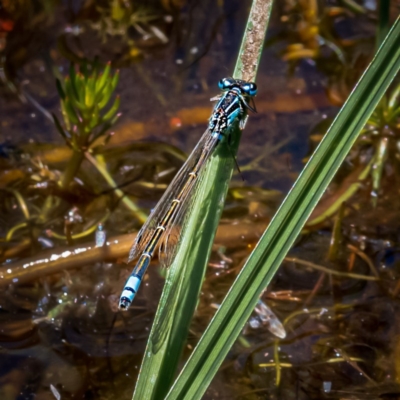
left=258, top=356, right=365, bottom=368
left=285, top=257, right=379, bottom=281
left=0, top=222, right=267, bottom=286
left=346, top=243, right=379, bottom=278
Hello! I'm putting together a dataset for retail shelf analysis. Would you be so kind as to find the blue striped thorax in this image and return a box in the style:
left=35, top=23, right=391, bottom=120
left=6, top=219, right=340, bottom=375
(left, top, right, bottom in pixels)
left=209, top=78, right=257, bottom=141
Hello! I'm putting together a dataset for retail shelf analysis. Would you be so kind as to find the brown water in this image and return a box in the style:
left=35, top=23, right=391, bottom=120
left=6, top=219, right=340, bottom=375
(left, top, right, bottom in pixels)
left=1, top=0, right=400, bottom=399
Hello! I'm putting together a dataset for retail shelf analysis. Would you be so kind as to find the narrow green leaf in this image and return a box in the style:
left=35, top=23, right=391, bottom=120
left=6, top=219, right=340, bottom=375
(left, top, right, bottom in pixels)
left=89, top=104, right=100, bottom=130
left=97, top=71, right=119, bottom=108
left=371, top=136, right=389, bottom=204
left=85, top=76, right=95, bottom=107
left=166, top=16, right=400, bottom=400
left=60, top=100, right=71, bottom=131
left=64, top=77, right=85, bottom=111
left=70, top=96, right=88, bottom=112
left=89, top=73, right=97, bottom=93
left=95, top=62, right=111, bottom=94
left=388, top=81, right=400, bottom=112
left=51, top=113, right=69, bottom=142
left=55, top=78, right=65, bottom=100
left=109, top=70, right=119, bottom=94
left=98, top=87, right=113, bottom=109
left=75, top=73, right=86, bottom=103
left=64, top=76, right=73, bottom=99
left=101, top=96, right=120, bottom=122
left=63, top=98, right=80, bottom=125
left=69, top=64, right=80, bottom=99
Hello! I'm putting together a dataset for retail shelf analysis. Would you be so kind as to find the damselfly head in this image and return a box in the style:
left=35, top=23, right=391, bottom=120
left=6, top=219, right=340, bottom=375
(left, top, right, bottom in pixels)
left=218, top=77, right=257, bottom=97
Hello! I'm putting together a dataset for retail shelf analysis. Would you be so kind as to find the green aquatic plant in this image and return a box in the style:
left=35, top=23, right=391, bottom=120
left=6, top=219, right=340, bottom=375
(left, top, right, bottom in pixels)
left=36, top=61, right=142, bottom=227
left=53, top=62, right=120, bottom=189
left=357, top=82, right=400, bottom=205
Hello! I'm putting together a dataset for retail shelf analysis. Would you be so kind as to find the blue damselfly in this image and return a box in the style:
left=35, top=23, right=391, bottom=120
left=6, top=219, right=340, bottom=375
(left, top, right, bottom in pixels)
left=119, top=77, right=257, bottom=310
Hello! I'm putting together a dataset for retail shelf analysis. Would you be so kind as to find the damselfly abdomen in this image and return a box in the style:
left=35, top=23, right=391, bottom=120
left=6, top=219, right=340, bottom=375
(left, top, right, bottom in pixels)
left=119, top=77, right=257, bottom=310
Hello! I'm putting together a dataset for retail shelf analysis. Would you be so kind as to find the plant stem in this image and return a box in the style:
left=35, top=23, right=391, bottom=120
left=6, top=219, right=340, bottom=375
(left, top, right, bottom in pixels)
left=234, top=0, right=273, bottom=81
left=59, top=149, right=84, bottom=189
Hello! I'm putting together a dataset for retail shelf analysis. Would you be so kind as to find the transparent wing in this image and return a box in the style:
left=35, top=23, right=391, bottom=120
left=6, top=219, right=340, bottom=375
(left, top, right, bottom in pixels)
left=128, top=127, right=215, bottom=263
left=159, top=134, right=219, bottom=268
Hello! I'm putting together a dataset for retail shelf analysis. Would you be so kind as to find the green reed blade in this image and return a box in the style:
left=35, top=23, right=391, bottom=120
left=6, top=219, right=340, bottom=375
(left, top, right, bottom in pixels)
left=165, top=15, right=400, bottom=400
left=131, top=0, right=273, bottom=398
left=132, top=133, right=237, bottom=400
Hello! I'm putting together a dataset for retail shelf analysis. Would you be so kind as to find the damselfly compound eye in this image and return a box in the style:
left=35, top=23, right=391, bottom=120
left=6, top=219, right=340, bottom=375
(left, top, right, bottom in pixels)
left=218, top=77, right=235, bottom=90
left=242, top=82, right=257, bottom=97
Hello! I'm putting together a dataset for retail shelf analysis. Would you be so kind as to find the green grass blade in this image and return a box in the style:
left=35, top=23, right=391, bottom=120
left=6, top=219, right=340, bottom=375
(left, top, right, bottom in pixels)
left=165, top=15, right=400, bottom=400
left=131, top=0, right=273, bottom=398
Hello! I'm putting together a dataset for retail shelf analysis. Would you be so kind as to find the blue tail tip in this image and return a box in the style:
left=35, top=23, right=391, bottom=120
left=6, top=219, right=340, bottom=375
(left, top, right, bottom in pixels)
left=119, top=297, right=131, bottom=310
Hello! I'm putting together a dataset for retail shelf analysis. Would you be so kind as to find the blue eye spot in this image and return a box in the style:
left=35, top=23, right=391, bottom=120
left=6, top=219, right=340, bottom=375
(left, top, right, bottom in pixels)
left=219, top=77, right=236, bottom=90
left=249, top=84, right=257, bottom=96
left=242, top=83, right=257, bottom=96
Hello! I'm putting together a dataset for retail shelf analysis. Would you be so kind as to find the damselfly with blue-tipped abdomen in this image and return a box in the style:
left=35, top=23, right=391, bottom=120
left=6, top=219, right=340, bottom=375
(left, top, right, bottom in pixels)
left=119, top=77, right=257, bottom=310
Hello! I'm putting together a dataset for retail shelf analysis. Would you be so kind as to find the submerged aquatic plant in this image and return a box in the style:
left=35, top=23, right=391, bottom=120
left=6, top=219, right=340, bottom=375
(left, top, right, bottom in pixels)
left=308, top=80, right=400, bottom=209
left=279, top=0, right=376, bottom=105
left=89, top=0, right=168, bottom=61
left=280, top=0, right=363, bottom=63
left=53, top=62, right=120, bottom=189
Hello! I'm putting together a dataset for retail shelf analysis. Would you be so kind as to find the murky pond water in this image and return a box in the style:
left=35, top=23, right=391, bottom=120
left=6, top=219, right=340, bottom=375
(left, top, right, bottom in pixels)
left=1, top=0, right=400, bottom=399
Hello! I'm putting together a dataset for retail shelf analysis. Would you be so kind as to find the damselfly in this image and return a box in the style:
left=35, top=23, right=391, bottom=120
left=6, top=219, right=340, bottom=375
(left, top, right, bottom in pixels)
left=119, top=77, right=257, bottom=310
